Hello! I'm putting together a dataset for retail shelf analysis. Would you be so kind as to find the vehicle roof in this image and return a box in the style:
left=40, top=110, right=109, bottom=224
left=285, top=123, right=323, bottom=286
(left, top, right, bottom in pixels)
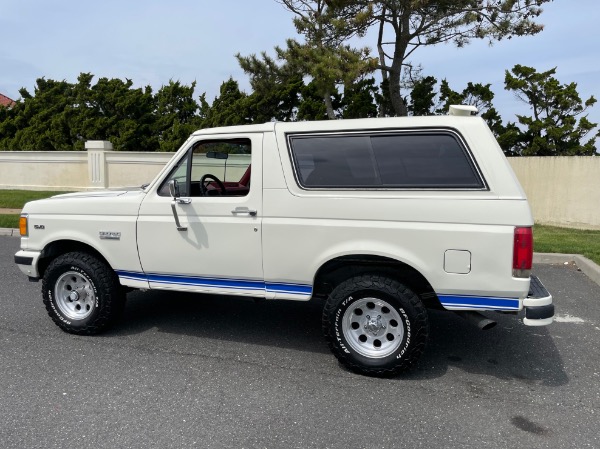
left=191, top=115, right=484, bottom=136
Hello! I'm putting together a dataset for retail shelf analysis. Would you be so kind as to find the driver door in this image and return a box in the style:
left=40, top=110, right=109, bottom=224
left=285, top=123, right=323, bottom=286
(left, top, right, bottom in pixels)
left=136, top=133, right=264, bottom=297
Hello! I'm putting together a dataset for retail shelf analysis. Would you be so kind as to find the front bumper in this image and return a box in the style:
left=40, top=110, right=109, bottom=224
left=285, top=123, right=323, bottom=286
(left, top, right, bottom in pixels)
left=14, top=250, right=41, bottom=279
left=522, top=275, right=554, bottom=326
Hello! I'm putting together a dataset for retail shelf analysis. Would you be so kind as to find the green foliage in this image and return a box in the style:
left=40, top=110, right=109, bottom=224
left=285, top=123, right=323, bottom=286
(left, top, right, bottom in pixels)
left=0, top=78, right=75, bottom=151
left=436, top=80, right=507, bottom=138
left=504, top=65, right=598, bottom=155
left=2, top=61, right=595, bottom=158
left=0, top=74, right=207, bottom=152
left=337, top=0, right=551, bottom=115
left=408, top=76, right=437, bottom=116
left=297, top=80, right=343, bottom=121
left=198, top=78, right=252, bottom=128
left=341, top=77, right=378, bottom=119
left=412, top=78, right=499, bottom=120
left=73, top=74, right=158, bottom=151
left=281, top=37, right=375, bottom=119
left=241, top=0, right=377, bottom=119
left=154, top=80, right=201, bottom=152
left=375, top=79, right=394, bottom=117
left=0, top=74, right=157, bottom=151
left=405, top=68, right=598, bottom=156
left=236, top=52, right=304, bottom=122
left=407, top=76, right=505, bottom=134
left=247, top=76, right=304, bottom=123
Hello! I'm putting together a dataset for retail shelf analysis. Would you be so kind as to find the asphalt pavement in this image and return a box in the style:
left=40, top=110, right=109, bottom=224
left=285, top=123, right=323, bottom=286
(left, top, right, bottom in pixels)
left=1, top=235, right=599, bottom=448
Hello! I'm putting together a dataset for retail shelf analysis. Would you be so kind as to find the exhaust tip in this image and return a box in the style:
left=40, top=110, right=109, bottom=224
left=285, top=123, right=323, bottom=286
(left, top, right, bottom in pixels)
left=456, top=311, right=497, bottom=331
left=479, top=319, right=497, bottom=331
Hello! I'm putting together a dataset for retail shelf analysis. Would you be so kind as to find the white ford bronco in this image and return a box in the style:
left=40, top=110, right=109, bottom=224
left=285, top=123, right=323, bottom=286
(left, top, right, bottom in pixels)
left=15, top=106, right=554, bottom=376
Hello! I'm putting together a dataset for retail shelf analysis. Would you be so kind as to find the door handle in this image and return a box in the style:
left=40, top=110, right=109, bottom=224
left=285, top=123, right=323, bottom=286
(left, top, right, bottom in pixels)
left=231, top=207, right=257, bottom=216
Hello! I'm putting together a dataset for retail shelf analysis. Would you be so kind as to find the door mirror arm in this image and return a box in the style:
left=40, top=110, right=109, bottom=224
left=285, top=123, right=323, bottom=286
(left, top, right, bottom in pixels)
left=168, top=180, right=188, bottom=231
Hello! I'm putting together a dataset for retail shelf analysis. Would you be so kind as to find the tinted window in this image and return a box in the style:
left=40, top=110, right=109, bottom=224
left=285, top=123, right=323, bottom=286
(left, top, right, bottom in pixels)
left=289, top=132, right=484, bottom=189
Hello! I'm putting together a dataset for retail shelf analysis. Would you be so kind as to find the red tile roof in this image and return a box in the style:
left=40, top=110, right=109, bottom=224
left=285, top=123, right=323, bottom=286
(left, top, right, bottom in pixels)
left=0, top=93, right=16, bottom=108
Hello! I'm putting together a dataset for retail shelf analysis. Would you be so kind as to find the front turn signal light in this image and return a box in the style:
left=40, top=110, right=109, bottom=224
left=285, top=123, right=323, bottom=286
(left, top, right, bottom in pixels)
left=19, top=215, right=28, bottom=237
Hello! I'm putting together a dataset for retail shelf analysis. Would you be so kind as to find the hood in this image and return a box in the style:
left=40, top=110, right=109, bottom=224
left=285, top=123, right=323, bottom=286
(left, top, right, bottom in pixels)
left=51, top=187, right=144, bottom=200
left=22, top=188, right=147, bottom=216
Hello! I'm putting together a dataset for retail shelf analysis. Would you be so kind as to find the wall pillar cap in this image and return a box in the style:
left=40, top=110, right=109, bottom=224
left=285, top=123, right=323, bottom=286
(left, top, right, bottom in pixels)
left=85, top=140, right=113, bottom=151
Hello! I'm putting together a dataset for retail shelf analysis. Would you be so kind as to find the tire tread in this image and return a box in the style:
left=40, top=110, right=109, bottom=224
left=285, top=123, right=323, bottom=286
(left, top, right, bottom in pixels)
left=42, top=252, right=125, bottom=335
left=322, top=274, right=429, bottom=377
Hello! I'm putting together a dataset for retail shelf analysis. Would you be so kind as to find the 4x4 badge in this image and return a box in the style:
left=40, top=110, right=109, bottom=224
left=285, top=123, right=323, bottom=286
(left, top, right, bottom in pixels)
left=99, top=231, right=121, bottom=240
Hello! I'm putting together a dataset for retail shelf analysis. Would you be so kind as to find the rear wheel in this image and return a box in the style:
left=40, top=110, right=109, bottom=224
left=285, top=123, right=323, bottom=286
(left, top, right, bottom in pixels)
left=322, top=274, right=429, bottom=376
left=42, top=252, right=125, bottom=334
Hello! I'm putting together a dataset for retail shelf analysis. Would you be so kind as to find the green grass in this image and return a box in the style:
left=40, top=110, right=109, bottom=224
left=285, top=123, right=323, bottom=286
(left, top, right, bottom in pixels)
left=534, top=224, right=600, bottom=265
left=0, top=190, right=69, bottom=209
left=0, top=214, right=19, bottom=229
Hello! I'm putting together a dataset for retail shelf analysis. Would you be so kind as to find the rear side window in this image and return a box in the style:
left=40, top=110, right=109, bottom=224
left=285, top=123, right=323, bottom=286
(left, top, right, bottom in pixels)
left=288, top=132, right=485, bottom=189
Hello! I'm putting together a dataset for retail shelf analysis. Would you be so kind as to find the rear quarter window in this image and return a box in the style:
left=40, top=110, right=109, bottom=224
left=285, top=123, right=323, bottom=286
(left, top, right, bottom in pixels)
left=288, top=131, right=485, bottom=190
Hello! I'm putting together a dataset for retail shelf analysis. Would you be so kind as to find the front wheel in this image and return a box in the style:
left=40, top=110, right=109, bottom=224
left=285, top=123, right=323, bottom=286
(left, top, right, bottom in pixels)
left=322, top=275, right=429, bottom=377
left=42, top=252, right=125, bottom=334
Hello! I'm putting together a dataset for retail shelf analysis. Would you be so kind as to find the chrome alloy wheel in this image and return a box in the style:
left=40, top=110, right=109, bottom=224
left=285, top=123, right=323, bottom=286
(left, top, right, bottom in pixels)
left=54, top=271, right=96, bottom=320
left=342, top=297, right=405, bottom=358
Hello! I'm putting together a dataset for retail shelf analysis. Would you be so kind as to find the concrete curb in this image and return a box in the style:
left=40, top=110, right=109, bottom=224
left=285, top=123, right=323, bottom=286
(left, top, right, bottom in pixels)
left=533, top=252, right=600, bottom=286
left=532, top=252, right=575, bottom=264
left=2, top=227, right=600, bottom=287
left=573, top=255, right=600, bottom=287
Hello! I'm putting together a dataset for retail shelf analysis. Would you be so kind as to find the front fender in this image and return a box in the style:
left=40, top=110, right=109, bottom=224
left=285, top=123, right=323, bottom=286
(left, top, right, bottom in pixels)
left=22, top=214, right=143, bottom=277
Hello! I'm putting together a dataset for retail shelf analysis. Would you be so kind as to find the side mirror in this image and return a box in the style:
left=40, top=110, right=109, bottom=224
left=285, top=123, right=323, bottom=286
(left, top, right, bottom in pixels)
left=168, top=179, right=180, bottom=199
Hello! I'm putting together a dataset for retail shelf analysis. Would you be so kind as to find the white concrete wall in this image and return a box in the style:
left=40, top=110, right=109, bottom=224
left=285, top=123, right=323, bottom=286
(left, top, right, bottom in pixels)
left=508, top=156, right=600, bottom=230
left=0, top=150, right=173, bottom=191
left=105, top=151, right=173, bottom=188
left=0, top=142, right=174, bottom=191
left=0, top=143, right=599, bottom=229
left=0, top=141, right=251, bottom=191
left=0, top=151, right=89, bottom=191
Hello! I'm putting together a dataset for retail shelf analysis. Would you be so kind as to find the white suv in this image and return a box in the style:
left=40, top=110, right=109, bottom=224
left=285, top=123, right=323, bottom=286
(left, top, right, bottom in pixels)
left=15, top=107, right=554, bottom=376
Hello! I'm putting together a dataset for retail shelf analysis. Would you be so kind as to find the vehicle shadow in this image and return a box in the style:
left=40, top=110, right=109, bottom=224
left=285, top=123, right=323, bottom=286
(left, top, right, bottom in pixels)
left=111, top=289, right=331, bottom=355
left=405, top=310, right=568, bottom=386
left=110, top=290, right=568, bottom=386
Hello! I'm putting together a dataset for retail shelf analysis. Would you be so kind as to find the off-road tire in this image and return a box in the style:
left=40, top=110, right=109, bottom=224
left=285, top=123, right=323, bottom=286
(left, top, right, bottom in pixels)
left=42, top=252, right=125, bottom=335
left=322, top=274, right=428, bottom=377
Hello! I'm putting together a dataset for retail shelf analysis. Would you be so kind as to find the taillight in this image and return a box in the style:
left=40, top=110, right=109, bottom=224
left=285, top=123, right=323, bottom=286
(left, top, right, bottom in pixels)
left=513, top=226, right=533, bottom=278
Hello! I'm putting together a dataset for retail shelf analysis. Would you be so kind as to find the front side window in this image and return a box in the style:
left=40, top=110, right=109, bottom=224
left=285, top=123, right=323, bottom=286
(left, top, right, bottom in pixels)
left=159, top=138, right=252, bottom=197
left=289, top=132, right=485, bottom=189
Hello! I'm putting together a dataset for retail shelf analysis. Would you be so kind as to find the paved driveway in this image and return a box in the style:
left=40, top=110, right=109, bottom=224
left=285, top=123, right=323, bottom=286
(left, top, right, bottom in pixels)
left=1, top=236, right=599, bottom=448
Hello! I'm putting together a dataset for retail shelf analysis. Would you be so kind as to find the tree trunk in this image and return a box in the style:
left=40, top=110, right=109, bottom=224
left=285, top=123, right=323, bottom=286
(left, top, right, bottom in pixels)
left=324, top=92, right=336, bottom=119
left=387, top=11, right=411, bottom=116
left=377, top=17, right=387, bottom=84
left=388, top=63, right=407, bottom=116
left=377, top=16, right=389, bottom=117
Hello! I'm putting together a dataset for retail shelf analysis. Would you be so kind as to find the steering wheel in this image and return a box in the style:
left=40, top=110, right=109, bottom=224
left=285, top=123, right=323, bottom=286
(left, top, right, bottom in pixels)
left=200, top=174, right=226, bottom=196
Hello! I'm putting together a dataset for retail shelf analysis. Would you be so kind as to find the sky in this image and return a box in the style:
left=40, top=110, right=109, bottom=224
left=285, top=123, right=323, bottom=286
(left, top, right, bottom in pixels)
left=1, top=0, right=599, bottom=130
